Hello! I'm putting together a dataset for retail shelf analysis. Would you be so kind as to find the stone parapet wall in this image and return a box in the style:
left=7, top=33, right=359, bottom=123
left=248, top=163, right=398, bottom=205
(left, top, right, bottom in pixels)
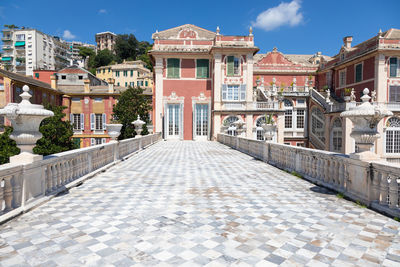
left=0, top=133, right=162, bottom=223
left=217, top=133, right=400, bottom=218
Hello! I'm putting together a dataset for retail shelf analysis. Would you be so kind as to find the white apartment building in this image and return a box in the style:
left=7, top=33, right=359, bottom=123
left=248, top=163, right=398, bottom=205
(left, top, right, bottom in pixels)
left=1, top=28, right=70, bottom=76
left=67, top=41, right=96, bottom=67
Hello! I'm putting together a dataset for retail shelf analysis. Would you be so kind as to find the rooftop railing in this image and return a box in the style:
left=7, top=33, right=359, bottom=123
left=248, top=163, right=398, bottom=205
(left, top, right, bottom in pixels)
left=0, top=133, right=161, bottom=223
left=217, top=134, right=400, bottom=218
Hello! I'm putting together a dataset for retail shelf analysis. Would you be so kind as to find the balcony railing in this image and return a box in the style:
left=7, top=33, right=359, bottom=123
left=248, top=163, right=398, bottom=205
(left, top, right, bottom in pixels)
left=0, top=133, right=161, bottom=223
left=254, top=101, right=280, bottom=110
left=217, top=134, right=400, bottom=218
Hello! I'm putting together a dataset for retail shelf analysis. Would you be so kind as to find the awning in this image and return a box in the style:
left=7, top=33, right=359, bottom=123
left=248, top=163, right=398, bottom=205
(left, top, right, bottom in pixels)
left=15, top=41, right=25, bottom=47
left=1, top=57, right=12, bottom=61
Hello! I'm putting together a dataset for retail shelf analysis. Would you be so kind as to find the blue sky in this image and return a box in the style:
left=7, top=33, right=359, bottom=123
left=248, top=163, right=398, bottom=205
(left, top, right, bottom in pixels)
left=1, top=0, right=399, bottom=56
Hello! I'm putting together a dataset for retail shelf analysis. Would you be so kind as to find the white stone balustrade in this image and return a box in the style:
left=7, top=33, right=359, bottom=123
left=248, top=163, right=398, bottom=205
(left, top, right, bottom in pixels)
left=217, top=133, right=400, bottom=218
left=0, top=133, right=161, bottom=223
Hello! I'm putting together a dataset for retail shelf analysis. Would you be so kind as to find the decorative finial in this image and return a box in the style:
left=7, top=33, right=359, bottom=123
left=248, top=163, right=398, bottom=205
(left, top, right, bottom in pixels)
left=216, top=26, right=220, bottom=35
left=273, top=47, right=277, bottom=52
left=249, top=26, right=253, bottom=36
left=20, top=85, right=32, bottom=104
left=156, top=29, right=158, bottom=33
left=361, top=88, right=371, bottom=102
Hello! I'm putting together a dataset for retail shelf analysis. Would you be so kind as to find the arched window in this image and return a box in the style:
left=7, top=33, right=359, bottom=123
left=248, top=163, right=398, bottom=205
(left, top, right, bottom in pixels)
left=256, top=116, right=266, bottom=140
left=385, top=117, right=400, bottom=154
left=283, top=99, right=293, bottom=129
left=311, top=108, right=325, bottom=144
left=224, top=116, right=239, bottom=136
left=331, top=118, right=342, bottom=152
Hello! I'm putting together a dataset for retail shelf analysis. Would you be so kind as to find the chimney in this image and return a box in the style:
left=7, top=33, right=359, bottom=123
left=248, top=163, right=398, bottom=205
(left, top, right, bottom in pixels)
left=343, top=36, right=353, bottom=49
left=108, top=78, right=115, bottom=93
left=50, top=74, right=57, bottom=90
left=84, top=78, right=90, bottom=93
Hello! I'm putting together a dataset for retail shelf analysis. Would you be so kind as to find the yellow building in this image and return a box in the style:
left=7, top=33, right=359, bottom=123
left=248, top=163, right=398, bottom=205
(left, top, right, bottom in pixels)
left=96, top=60, right=153, bottom=91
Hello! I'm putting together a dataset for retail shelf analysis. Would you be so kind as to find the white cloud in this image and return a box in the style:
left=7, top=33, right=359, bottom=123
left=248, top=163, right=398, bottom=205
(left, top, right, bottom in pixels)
left=63, top=30, right=76, bottom=40
left=252, top=0, right=303, bottom=31
left=98, top=9, right=107, bottom=14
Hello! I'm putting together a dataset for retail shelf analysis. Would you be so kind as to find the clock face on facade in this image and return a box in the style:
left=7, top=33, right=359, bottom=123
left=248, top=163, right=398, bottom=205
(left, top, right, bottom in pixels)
left=84, top=98, right=89, bottom=104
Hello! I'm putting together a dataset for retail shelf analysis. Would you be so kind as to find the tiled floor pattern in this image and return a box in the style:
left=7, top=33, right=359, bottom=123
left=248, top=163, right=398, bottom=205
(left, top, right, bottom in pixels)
left=0, top=141, right=400, bottom=266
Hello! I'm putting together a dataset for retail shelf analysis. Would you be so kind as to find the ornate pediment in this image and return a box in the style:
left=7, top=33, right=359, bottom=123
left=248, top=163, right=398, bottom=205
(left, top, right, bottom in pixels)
left=257, top=51, right=296, bottom=66
left=153, top=24, right=216, bottom=40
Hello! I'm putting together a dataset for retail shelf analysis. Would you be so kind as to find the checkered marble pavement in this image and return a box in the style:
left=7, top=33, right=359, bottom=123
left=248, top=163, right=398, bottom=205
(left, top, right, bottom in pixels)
left=1, top=141, right=400, bottom=267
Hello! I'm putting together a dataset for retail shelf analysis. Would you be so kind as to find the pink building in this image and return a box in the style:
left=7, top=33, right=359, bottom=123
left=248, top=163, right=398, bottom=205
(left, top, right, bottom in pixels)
left=150, top=24, right=263, bottom=141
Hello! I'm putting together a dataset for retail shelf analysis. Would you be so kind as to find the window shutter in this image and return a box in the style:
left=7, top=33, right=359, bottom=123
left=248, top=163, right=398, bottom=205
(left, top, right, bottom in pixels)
left=174, top=59, right=179, bottom=78
left=90, top=113, right=95, bottom=130
left=168, top=58, right=179, bottom=78
left=222, top=84, right=227, bottom=100
left=390, top=58, right=397, bottom=77
left=80, top=113, right=84, bottom=130
left=167, top=59, right=173, bottom=78
left=227, top=56, right=234, bottom=76
left=91, top=138, right=95, bottom=146
left=102, top=138, right=106, bottom=144
left=240, top=84, right=246, bottom=101
left=69, top=113, right=73, bottom=122
left=102, top=113, right=106, bottom=130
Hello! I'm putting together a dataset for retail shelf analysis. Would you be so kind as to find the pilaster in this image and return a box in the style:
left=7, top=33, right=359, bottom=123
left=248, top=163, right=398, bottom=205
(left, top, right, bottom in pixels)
left=375, top=53, right=387, bottom=102
left=214, top=54, right=222, bottom=110
left=154, top=57, right=164, bottom=133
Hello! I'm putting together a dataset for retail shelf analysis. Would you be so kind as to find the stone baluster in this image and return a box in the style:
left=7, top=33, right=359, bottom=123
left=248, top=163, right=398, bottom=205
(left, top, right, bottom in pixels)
left=52, top=164, right=58, bottom=191
left=0, top=179, right=4, bottom=211
left=371, top=170, right=381, bottom=202
left=324, top=158, right=330, bottom=183
left=4, top=176, right=13, bottom=211
left=379, top=173, right=389, bottom=206
left=388, top=176, right=399, bottom=209
left=12, top=176, right=22, bottom=208
left=57, top=163, right=62, bottom=187
left=46, top=165, right=53, bottom=193
left=332, top=160, right=339, bottom=186
left=338, top=161, right=345, bottom=190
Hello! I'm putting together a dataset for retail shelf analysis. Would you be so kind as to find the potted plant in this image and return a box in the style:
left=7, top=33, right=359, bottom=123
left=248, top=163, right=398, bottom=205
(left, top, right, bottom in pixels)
left=343, top=88, right=352, bottom=102
left=261, top=114, right=276, bottom=141
left=105, top=116, right=123, bottom=142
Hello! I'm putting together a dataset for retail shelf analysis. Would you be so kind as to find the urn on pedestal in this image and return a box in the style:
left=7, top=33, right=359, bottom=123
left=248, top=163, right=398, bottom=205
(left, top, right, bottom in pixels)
left=0, top=85, right=54, bottom=163
left=132, top=115, right=145, bottom=137
left=340, top=88, right=392, bottom=161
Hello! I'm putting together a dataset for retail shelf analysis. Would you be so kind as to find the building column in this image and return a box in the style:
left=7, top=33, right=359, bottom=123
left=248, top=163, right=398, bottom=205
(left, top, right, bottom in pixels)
left=324, top=115, right=330, bottom=151
left=214, top=54, right=222, bottom=110
left=276, top=113, right=284, bottom=144
left=154, top=57, right=163, bottom=133
left=214, top=114, right=221, bottom=138
left=343, top=117, right=353, bottom=154
left=246, top=114, right=252, bottom=138
left=246, top=53, right=254, bottom=109
left=375, top=53, right=387, bottom=102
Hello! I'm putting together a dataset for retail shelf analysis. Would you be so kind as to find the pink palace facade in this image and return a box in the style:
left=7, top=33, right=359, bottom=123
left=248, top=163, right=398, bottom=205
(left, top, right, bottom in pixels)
left=149, top=24, right=319, bottom=144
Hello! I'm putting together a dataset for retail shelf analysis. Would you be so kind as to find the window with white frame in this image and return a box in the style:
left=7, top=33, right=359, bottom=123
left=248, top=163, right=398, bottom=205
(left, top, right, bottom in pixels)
left=284, top=99, right=293, bottom=129
left=331, top=118, right=342, bottom=152
left=224, top=116, right=239, bottom=136
left=222, top=84, right=246, bottom=101
left=389, top=86, right=400, bottom=102
left=91, top=138, right=106, bottom=146
left=90, top=113, right=106, bottom=131
left=71, top=113, right=84, bottom=131
left=296, top=109, right=305, bottom=129
left=256, top=116, right=266, bottom=140
left=311, top=108, right=325, bottom=143
left=339, top=69, right=346, bottom=87
left=385, top=117, right=400, bottom=154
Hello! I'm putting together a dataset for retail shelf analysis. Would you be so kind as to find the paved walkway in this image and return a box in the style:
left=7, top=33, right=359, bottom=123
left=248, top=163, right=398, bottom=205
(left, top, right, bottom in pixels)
left=1, top=141, right=400, bottom=267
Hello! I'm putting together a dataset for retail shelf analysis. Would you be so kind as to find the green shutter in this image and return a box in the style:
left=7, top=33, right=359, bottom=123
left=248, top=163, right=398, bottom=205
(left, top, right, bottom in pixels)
left=167, top=58, right=180, bottom=78
left=197, top=59, right=209, bottom=78
left=227, top=56, right=234, bottom=76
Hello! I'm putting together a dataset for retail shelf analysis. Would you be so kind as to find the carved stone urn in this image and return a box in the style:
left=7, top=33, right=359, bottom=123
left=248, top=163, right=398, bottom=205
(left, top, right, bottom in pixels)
left=0, top=85, right=54, bottom=163
left=105, top=123, right=122, bottom=142
left=261, top=123, right=276, bottom=141
left=340, top=88, right=392, bottom=161
left=132, top=115, right=145, bottom=137
left=233, top=119, right=246, bottom=136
